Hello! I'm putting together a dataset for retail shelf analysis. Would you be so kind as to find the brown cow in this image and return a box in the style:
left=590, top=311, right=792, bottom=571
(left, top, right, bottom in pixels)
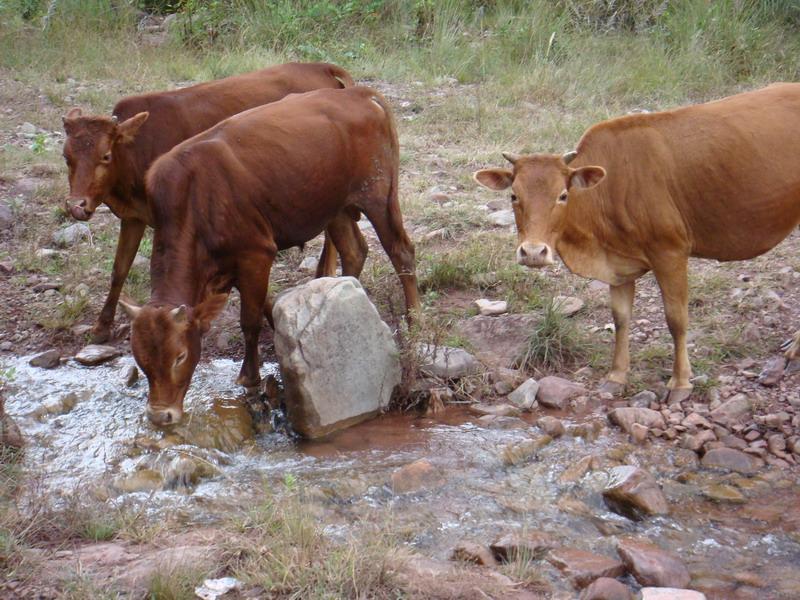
left=120, top=86, right=420, bottom=426
left=62, top=62, right=368, bottom=343
left=475, top=83, right=800, bottom=400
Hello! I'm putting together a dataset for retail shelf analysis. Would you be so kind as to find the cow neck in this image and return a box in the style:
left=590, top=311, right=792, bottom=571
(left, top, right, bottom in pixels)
left=148, top=217, right=223, bottom=310
left=109, top=145, right=151, bottom=223
left=555, top=186, right=616, bottom=283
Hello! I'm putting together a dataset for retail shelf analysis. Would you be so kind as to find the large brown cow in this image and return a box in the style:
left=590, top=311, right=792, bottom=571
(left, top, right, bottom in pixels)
left=475, top=83, right=800, bottom=400
left=62, top=62, right=367, bottom=343
left=120, top=86, right=420, bottom=426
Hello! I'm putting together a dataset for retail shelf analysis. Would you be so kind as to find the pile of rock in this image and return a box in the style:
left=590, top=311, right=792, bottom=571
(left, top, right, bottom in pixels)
left=452, top=530, right=705, bottom=599
left=606, top=388, right=800, bottom=470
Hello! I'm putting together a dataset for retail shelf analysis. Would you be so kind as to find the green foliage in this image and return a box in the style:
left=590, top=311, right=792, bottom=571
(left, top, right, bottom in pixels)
left=516, top=300, right=595, bottom=373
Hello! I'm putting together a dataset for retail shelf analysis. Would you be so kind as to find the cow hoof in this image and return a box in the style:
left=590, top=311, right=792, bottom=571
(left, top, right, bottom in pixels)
left=236, top=374, right=261, bottom=388
left=91, top=326, right=111, bottom=344
left=598, top=380, right=625, bottom=396
left=666, top=388, right=692, bottom=403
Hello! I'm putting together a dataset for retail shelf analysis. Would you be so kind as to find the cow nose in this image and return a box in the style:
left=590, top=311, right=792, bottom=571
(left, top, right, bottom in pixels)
left=516, top=242, right=553, bottom=268
left=67, top=198, right=93, bottom=221
left=147, top=406, right=183, bottom=426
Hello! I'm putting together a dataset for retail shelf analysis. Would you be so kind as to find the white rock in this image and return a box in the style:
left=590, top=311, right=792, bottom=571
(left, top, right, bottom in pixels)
left=508, top=378, right=539, bottom=411
left=298, top=255, right=319, bottom=273
left=74, top=344, right=121, bottom=366
left=19, top=122, right=36, bottom=135
left=417, top=343, right=479, bottom=379
left=488, top=209, right=515, bottom=227
left=551, top=295, right=584, bottom=317
left=474, top=298, right=508, bottom=316
left=52, top=223, right=90, bottom=247
left=640, top=588, right=706, bottom=600
left=273, top=277, right=400, bottom=439
left=195, top=577, right=244, bottom=600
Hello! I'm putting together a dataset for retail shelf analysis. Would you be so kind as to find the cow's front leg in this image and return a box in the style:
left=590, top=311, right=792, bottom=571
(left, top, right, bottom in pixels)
left=236, top=250, right=274, bottom=388
left=653, top=259, right=693, bottom=401
left=93, top=219, right=146, bottom=342
left=601, top=280, right=635, bottom=395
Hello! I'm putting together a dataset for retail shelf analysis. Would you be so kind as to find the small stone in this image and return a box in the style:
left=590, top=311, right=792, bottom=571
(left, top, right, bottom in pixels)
left=603, top=465, right=669, bottom=520
left=479, top=415, right=528, bottom=430
left=579, top=577, right=633, bottom=600
left=29, top=349, right=61, bottom=369
left=709, top=394, right=752, bottom=425
left=490, top=532, right=553, bottom=562
left=681, top=429, right=716, bottom=452
left=501, top=436, right=551, bottom=465
left=758, top=356, right=787, bottom=387
left=608, top=407, right=666, bottom=434
left=537, top=415, right=565, bottom=437
left=767, top=434, right=786, bottom=456
left=52, top=223, right=91, bottom=247
left=418, top=343, right=479, bottom=379
left=640, top=588, right=706, bottom=600
left=124, top=365, right=139, bottom=387
left=298, top=255, right=318, bottom=273
left=451, top=542, right=497, bottom=566
left=552, top=295, right=584, bottom=317
left=488, top=209, right=515, bottom=227
left=617, top=537, right=690, bottom=588
left=391, top=459, right=442, bottom=494
left=537, top=376, right=586, bottom=409
left=19, top=122, right=36, bottom=135
left=630, top=390, right=657, bottom=408
left=559, top=455, right=595, bottom=484
left=701, top=447, right=762, bottom=474
left=744, top=429, right=761, bottom=442
left=702, top=483, right=747, bottom=504
left=631, top=423, right=649, bottom=444
left=468, top=403, right=521, bottom=418
left=720, top=435, right=748, bottom=450
left=682, top=413, right=712, bottom=429
left=547, top=547, right=625, bottom=589
left=507, top=378, right=539, bottom=410
left=74, top=344, right=122, bottom=366
left=474, top=298, right=508, bottom=316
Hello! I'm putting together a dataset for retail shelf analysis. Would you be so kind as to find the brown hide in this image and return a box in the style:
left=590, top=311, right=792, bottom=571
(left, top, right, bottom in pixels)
left=475, top=83, right=800, bottom=397
left=61, top=62, right=362, bottom=342
left=128, top=86, right=419, bottom=425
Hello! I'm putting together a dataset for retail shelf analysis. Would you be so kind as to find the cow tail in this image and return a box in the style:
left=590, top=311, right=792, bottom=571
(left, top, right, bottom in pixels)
left=329, top=64, right=355, bottom=89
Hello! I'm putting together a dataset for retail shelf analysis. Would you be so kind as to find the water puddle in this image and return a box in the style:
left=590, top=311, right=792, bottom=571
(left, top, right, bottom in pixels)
left=3, top=354, right=800, bottom=598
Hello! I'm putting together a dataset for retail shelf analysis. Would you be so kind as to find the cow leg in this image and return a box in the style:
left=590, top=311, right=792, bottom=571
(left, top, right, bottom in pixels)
left=92, top=218, right=146, bottom=343
left=361, top=203, right=420, bottom=317
left=315, top=231, right=338, bottom=278
left=601, top=280, right=635, bottom=395
left=236, top=250, right=275, bottom=388
left=782, top=330, right=800, bottom=360
left=653, top=259, right=693, bottom=400
left=329, top=212, right=368, bottom=277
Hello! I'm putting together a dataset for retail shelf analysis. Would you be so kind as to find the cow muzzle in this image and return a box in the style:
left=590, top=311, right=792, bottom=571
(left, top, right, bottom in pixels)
left=516, top=242, right=554, bottom=268
left=66, top=198, right=95, bottom=221
left=146, top=405, right=183, bottom=426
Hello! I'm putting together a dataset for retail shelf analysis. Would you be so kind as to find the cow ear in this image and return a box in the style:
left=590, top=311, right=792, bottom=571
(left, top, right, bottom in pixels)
left=115, top=112, right=149, bottom=144
left=119, top=299, right=143, bottom=320
left=192, top=293, right=228, bottom=333
left=473, top=168, right=513, bottom=191
left=568, top=166, right=606, bottom=190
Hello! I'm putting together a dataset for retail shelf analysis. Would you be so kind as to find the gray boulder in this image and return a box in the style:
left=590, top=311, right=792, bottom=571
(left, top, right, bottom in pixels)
left=603, top=465, right=669, bottom=520
left=417, top=343, right=478, bottom=379
left=52, top=223, right=90, bottom=247
left=537, top=376, right=586, bottom=409
left=507, top=378, right=539, bottom=410
left=273, top=277, right=400, bottom=439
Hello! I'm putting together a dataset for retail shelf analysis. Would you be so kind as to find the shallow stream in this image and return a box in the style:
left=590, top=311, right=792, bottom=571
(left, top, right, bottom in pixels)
left=3, top=355, right=800, bottom=598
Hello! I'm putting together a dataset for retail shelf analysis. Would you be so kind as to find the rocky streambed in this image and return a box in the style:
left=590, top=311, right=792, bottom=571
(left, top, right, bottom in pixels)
left=2, top=354, right=800, bottom=599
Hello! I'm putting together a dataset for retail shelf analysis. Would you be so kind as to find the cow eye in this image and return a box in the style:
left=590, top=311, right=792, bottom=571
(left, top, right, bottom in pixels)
left=510, top=194, right=518, bottom=203
left=557, top=190, right=568, bottom=204
left=174, top=351, right=187, bottom=367
left=101, top=152, right=112, bottom=163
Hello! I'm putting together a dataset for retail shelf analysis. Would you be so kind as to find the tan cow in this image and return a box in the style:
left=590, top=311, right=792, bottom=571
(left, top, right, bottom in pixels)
left=475, top=83, right=800, bottom=400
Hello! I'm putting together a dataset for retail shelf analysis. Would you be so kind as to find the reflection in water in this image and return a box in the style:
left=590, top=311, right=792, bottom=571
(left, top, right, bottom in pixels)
left=3, top=354, right=800, bottom=598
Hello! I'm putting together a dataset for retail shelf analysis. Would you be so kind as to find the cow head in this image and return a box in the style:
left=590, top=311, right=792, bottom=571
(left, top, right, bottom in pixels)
left=120, top=294, right=227, bottom=426
left=474, top=152, right=605, bottom=268
left=61, top=108, right=149, bottom=220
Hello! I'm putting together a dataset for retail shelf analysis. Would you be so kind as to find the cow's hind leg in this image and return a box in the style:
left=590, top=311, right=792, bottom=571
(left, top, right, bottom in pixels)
left=236, top=249, right=275, bottom=388
left=360, top=198, right=420, bottom=316
left=653, top=258, right=693, bottom=401
left=600, top=280, right=635, bottom=395
left=93, top=218, right=146, bottom=342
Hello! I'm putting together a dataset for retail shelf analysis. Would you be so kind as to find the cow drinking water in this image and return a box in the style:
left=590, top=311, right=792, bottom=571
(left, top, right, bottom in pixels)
left=61, top=62, right=368, bottom=343
left=475, top=83, right=800, bottom=400
left=120, top=86, right=420, bottom=426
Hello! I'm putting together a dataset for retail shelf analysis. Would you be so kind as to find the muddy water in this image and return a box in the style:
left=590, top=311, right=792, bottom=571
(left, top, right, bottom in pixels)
left=4, top=354, right=800, bottom=598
